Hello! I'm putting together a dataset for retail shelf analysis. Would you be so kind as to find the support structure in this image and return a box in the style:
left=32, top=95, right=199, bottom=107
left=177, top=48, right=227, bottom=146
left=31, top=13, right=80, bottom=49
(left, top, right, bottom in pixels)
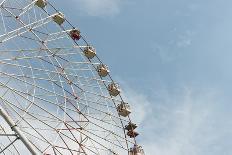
left=0, top=107, right=39, bottom=155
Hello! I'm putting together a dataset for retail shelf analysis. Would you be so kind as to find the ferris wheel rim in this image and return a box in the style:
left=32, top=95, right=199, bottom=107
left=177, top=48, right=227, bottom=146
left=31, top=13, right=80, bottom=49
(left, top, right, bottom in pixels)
left=0, top=0, right=143, bottom=154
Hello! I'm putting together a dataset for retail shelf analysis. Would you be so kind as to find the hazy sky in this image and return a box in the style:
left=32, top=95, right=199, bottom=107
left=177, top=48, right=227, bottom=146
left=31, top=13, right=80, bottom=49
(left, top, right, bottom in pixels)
left=55, top=0, right=232, bottom=154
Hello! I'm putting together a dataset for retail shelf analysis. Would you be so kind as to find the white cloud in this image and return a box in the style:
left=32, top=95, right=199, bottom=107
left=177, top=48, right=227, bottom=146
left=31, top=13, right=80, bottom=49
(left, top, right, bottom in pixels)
left=118, top=81, right=231, bottom=155
left=176, top=30, right=195, bottom=48
left=73, top=0, right=124, bottom=16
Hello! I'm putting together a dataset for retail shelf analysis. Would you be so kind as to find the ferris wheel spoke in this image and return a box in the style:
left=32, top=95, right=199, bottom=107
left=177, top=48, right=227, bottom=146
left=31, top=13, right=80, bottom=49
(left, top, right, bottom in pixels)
left=17, top=1, right=36, bottom=17
left=0, top=65, right=116, bottom=106
left=0, top=100, right=52, bottom=154
left=24, top=108, right=99, bottom=155
left=2, top=0, right=36, bottom=19
left=0, top=125, right=20, bottom=155
left=44, top=29, right=70, bottom=42
left=0, top=95, right=81, bottom=154
left=0, top=7, right=53, bottom=43
left=2, top=82, right=131, bottom=152
left=62, top=111, right=127, bottom=148
left=0, top=72, right=129, bottom=127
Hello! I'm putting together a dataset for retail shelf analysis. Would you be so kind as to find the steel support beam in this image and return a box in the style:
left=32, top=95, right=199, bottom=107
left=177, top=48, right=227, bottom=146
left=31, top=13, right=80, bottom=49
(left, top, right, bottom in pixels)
left=0, top=107, right=39, bottom=155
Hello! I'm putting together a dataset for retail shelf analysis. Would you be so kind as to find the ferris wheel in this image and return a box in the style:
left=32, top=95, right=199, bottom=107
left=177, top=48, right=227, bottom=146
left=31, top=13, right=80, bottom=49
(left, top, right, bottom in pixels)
left=0, top=0, right=145, bottom=154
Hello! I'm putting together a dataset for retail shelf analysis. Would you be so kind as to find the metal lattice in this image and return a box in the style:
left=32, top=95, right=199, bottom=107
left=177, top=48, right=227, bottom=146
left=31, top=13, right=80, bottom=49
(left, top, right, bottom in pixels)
left=0, top=0, right=144, bottom=154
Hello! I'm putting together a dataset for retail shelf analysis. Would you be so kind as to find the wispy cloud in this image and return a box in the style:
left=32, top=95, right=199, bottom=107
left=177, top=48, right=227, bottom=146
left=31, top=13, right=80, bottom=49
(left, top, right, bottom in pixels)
left=73, top=0, right=124, bottom=16
left=119, top=80, right=231, bottom=155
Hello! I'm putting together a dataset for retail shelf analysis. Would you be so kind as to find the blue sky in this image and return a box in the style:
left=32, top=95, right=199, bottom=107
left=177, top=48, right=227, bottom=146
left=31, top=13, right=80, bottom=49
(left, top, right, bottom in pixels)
left=55, top=0, right=232, bottom=154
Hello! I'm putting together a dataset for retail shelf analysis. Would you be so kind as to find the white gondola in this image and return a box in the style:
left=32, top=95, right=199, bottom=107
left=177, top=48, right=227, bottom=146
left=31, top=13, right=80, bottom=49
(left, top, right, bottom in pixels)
left=108, top=83, right=120, bottom=96
left=117, top=102, right=131, bottom=117
left=84, top=46, right=96, bottom=59
left=97, top=64, right=109, bottom=77
left=52, top=12, right=65, bottom=25
left=129, top=145, right=145, bottom=155
left=35, top=0, right=47, bottom=8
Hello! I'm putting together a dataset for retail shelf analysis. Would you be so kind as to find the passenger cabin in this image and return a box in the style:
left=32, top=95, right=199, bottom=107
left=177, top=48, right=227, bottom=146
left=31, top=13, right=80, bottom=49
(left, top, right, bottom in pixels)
left=52, top=12, right=65, bottom=25
left=35, top=0, right=47, bottom=8
left=70, top=29, right=81, bottom=40
left=117, top=102, right=131, bottom=117
left=84, top=46, right=96, bottom=59
left=129, top=145, right=145, bottom=155
left=125, top=122, right=137, bottom=131
left=108, top=83, right=120, bottom=96
left=127, top=130, right=139, bottom=138
left=97, top=64, right=109, bottom=77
